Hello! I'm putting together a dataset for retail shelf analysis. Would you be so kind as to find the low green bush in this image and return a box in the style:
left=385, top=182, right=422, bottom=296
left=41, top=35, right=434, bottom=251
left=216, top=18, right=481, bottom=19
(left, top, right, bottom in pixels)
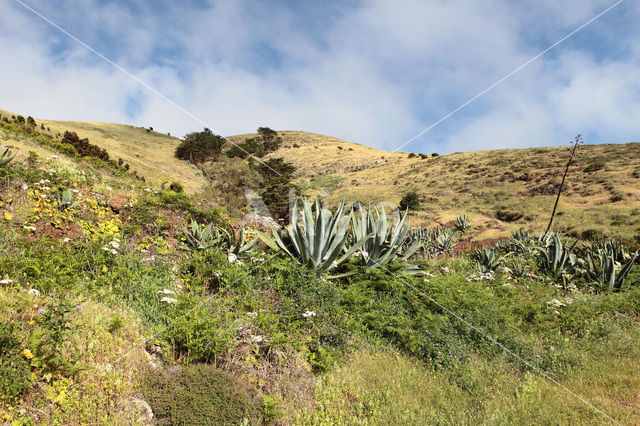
left=140, top=364, right=262, bottom=425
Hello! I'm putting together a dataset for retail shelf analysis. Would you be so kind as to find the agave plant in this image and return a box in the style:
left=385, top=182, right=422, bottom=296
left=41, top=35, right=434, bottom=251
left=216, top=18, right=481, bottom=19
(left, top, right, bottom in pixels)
left=0, top=146, right=15, bottom=167
left=512, top=228, right=531, bottom=244
left=228, top=226, right=258, bottom=257
left=510, top=261, right=528, bottom=278
left=471, top=248, right=501, bottom=274
left=433, top=227, right=457, bottom=254
left=257, top=198, right=369, bottom=276
left=184, top=220, right=227, bottom=251
left=55, top=189, right=81, bottom=210
left=576, top=246, right=638, bottom=290
left=536, top=233, right=577, bottom=276
left=350, top=204, right=422, bottom=273
left=590, top=239, right=629, bottom=263
left=453, top=215, right=471, bottom=234
left=405, top=226, right=457, bottom=258
left=496, top=228, right=534, bottom=256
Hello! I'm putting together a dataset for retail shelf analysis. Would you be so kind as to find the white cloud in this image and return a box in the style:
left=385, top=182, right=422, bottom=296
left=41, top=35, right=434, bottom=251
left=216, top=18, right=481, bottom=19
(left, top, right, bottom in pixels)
left=0, top=0, right=638, bottom=154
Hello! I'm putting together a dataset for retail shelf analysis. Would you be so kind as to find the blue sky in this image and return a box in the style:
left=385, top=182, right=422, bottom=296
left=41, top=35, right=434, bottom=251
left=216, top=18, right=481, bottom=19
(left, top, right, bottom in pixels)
left=1, top=0, right=639, bottom=153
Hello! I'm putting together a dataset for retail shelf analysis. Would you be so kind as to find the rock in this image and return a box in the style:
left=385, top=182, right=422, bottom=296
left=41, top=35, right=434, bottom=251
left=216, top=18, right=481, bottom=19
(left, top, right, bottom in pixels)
left=124, top=397, right=154, bottom=423
left=108, top=195, right=130, bottom=213
left=145, top=342, right=163, bottom=358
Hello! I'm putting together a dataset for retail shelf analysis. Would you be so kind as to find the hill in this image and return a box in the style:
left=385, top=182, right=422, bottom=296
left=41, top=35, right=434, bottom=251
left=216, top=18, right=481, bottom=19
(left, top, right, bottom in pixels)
left=2, top=110, right=639, bottom=242
left=0, top=109, right=207, bottom=193
left=1, top=110, right=640, bottom=424
left=233, top=130, right=640, bottom=243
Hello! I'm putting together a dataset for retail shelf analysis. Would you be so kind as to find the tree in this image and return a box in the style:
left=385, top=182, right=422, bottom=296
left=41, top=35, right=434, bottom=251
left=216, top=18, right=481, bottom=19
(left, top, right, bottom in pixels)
left=256, top=157, right=296, bottom=221
left=175, top=128, right=225, bottom=163
left=257, top=127, right=281, bottom=152
left=399, top=191, right=420, bottom=211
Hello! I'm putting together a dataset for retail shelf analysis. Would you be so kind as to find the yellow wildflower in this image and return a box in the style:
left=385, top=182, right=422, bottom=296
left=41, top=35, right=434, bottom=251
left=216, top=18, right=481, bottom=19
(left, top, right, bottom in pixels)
left=22, top=349, right=34, bottom=359
left=3, top=212, right=12, bottom=221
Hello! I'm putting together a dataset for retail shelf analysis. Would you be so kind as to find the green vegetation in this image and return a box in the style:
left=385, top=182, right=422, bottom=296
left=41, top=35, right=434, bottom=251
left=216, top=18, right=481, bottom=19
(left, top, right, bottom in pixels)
left=1, top=113, right=640, bottom=424
left=399, top=191, right=420, bottom=210
left=174, top=127, right=225, bottom=163
left=140, top=364, right=262, bottom=425
left=0, top=146, right=15, bottom=167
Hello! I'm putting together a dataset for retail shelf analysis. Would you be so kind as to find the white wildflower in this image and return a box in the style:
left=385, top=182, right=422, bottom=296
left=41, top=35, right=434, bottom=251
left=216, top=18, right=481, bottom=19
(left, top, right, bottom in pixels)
left=105, top=186, right=113, bottom=192
left=40, top=194, right=47, bottom=198
left=302, top=310, right=316, bottom=318
left=247, top=312, right=258, bottom=318
left=23, top=225, right=36, bottom=232
left=251, top=335, right=263, bottom=343
left=547, top=298, right=566, bottom=308
left=22, top=183, right=28, bottom=190
left=160, top=297, right=178, bottom=304
left=110, top=241, right=120, bottom=248
left=110, top=248, right=117, bottom=255
left=0, top=279, right=14, bottom=285
left=157, top=289, right=176, bottom=295
left=63, top=237, right=71, bottom=242
left=41, top=186, right=51, bottom=191
left=28, top=288, right=40, bottom=296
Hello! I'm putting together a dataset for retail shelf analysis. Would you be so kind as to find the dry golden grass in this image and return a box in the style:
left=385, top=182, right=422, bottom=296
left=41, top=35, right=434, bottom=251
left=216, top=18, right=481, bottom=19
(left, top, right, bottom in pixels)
left=0, top=109, right=206, bottom=193
left=4, top=111, right=638, bottom=240
left=232, top=130, right=640, bottom=241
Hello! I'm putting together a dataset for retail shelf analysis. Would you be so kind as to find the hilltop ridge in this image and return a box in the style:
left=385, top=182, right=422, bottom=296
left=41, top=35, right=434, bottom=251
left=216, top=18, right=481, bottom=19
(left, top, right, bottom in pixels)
left=2, top=109, right=639, bottom=242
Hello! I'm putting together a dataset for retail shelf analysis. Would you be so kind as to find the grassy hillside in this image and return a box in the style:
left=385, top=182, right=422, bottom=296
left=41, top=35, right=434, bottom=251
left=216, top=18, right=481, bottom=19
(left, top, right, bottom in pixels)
left=0, top=109, right=206, bottom=193
left=1, top=112, right=640, bottom=424
left=4, top=111, right=639, bottom=242
left=232, top=131, right=640, bottom=243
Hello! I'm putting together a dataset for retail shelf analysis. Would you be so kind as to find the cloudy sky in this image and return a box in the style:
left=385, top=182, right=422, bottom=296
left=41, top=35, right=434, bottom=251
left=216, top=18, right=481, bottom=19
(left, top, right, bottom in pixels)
left=1, top=0, right=638, bottom=153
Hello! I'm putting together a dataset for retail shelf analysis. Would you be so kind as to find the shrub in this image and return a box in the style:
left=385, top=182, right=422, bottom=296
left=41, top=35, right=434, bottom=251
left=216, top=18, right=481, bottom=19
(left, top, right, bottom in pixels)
left=205, top=157, right=262, bottom=216
left=61, top=131, right=109, bottom=161
left=226, top=137, right=265, bottom=159
left=408, top=153, right=416, bottom=158
left=140, top=364, right=262, bottom=425
left=431, top=152, right=439, bottom=157
left=610, top=192, right=625, bottom=202
left=227, top=128, right=282, bottom=159
left=584, top=156, right=606, bottom=172
left=256, top=157, right=296, bottom=221
left=26, top=116, right=36, bottom=127
left=175, top=128, right=225, bottom=163
left=168, top=181, right=184, bottom=193
left=399, top=191, right=420, bottom=211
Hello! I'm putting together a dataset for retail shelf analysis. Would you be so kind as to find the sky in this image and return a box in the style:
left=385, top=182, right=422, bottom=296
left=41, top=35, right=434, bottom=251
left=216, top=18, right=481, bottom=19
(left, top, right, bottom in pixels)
left=0, top=0, right=639, bottom=154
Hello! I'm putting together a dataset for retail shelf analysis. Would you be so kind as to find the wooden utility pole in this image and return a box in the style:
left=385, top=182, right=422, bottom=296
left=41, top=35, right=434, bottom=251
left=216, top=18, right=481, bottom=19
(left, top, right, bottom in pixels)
left=543, top=134, right=582, bottom=239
